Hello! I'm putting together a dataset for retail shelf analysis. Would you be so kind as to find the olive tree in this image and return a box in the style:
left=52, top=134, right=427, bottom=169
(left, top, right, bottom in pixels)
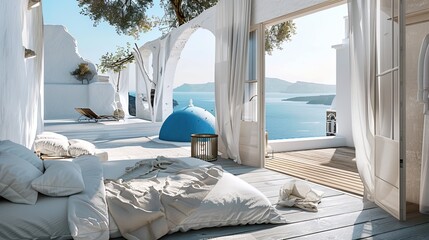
left=78, top=0, right=296, bottom=54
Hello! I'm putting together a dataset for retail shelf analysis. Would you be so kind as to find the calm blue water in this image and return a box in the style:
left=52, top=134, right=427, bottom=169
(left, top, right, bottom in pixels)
left=172, top=92, right=333, bottom=140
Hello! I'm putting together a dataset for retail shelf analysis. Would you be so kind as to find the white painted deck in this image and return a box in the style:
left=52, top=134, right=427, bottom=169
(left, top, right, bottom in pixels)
left=45, top=119, right=429, bottom=240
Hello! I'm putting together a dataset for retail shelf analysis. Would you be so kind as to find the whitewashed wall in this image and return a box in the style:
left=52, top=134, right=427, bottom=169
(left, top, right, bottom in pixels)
left=44, top=84, right=88, bottom=119
left=44, top=25, right=97, bottom=84
left=0, top=0, right=44, bottom=148
left=88, top=82, right=116, bottom=117
left=405, top=21, right=429, bottom=204
left=44, top=25, right=116, bottom=119
left=332, top=17, right=353, bottom=147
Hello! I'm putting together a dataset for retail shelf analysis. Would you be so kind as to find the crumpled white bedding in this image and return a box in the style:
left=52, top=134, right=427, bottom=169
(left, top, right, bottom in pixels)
left=105, top=157, right=285, bottom=240
left=105, top=158, right=223, bottom=240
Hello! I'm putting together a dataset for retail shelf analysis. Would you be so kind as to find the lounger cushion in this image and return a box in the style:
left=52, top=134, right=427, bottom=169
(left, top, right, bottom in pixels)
left=68, top=139, right=96, bottom=157
left=34, top=138, right=69, bottom=157
left=0, top=140, right=44, bottom=172
left=0, top=152, right=42, bottom=204
left=32, top=161, right=84, bottom=197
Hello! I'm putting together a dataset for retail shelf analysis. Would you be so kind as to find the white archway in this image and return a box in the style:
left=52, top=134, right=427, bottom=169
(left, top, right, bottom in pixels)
left=134, top=7, right=216, bottom=122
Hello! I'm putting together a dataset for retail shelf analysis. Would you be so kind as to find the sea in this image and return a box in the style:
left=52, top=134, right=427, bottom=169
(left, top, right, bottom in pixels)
left=172, top=92, right=334, bottom=140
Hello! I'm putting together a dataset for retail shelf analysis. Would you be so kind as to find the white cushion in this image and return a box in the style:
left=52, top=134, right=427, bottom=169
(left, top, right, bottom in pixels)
left=32, top=161, right=84, bottom=197
left=0, top=152, right=42, bottom=204
left=0, top=140, right=44, bottom=172
left=34, top=138, right=69, bottom=157
left=36, top=131, right=68, bottom=141
left=68, top=139, right=96, bottom=157
left=171, top=172, right=285, bottom=232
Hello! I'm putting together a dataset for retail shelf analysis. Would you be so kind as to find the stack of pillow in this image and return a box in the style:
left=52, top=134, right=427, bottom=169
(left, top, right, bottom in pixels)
left=0, top=140, right=85, bottom=204
left=34, top=132, right=96, bottom=158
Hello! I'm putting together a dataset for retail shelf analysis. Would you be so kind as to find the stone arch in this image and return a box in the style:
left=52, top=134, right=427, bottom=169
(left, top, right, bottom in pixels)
left=135, top=6, right=216, bottom=121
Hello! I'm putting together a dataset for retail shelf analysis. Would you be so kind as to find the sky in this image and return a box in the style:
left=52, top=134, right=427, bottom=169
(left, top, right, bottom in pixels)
left=42, top=0, right=164, bottom=66
left=42, top=1, right=347, bottom=87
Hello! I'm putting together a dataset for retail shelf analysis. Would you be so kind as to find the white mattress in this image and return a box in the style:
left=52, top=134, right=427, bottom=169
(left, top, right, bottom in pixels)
left=0, top=195, right=71, bottom=240
left=0, top=157, right=213, bottom=240
left=0, top=155, right=109, bottom=240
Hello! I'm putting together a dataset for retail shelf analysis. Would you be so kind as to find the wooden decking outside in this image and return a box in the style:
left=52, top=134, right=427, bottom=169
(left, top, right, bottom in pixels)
left=265, top=147, right=364, bottom=196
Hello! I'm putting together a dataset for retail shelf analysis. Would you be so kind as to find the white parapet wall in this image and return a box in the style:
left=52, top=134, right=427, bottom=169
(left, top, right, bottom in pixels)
left=45, top=82, right=116, bottom=120
left=45, top=84, right=89, bottom=119
left=44, top=25, right=116, bottom=120
left=269, top=136, right=346, bottom=152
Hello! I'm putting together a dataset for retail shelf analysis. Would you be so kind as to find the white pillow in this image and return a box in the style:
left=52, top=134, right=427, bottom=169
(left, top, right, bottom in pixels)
left=36, top=131, right=68, bottom=141
left=0, top=140, right=44, bottom=172
left=32, top=161, right=84, bottom=197
left=34, top=138, right=69, bottom=157
left=68, top=139, right=96, bottom=157
left=0, top=152, right=42, bottom=204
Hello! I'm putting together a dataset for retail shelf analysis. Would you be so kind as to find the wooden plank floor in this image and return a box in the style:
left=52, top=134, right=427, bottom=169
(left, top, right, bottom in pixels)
left=160, top=157, right=429, bottom=240
left=265, top=148, right=364, bottom=196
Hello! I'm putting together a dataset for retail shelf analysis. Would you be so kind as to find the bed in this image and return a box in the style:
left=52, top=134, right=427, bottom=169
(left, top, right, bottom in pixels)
left=0, top=140, right=285, bottom=240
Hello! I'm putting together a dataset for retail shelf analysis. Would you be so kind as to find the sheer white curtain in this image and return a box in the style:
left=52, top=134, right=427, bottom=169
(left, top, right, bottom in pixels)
left=0, top=0, right=43, bottom=148
left=135, top=34, right=173, bottom=122
left=108, top=67, right=130, bottom=116
left=214, top=0, right=251, bottom=164
left=153, top=35, right=172, bottom=122
left=348, top=0, right=376, bottom=200
left=135, top=45, right=159, bottom=122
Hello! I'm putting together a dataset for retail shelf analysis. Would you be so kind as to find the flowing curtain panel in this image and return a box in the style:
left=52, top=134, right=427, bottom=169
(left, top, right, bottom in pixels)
left=0, top=0, right=44, bottom=148
left=108, top=67, right=130, bottom=116
left=134, top=47, right=155, bottom=121
left=419, top=34, right=429, bottom=213
left=135, top=34, right=173, bottom=122
left=348, top=0, right=376, bottom=200
left=214, top=0, right=251, bottom=164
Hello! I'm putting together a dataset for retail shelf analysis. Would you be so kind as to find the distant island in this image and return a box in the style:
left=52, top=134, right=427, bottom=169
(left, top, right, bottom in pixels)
left=174, top=77, right=336, bottom=94
left=283, top=95, right=335, bottom=105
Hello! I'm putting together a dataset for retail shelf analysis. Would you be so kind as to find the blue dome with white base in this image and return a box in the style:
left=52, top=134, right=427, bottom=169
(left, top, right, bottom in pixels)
left=159, top=100, right=215, bottom=142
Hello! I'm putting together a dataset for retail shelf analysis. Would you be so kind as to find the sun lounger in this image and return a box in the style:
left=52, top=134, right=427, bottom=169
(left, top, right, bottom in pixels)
left=75, top=108, right=118, bottom=122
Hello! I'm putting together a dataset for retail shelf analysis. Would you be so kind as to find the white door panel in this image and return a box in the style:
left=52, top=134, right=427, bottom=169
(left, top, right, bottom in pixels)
left=375, top=177, right=400, bottom=219
left=375, top=136, right=400, bottom=188
left=374, top=0, right=405, bottom=220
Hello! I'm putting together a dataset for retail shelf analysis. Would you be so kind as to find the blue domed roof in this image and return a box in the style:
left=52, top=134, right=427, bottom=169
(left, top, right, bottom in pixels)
left=159, top=102, right=215, bottom=142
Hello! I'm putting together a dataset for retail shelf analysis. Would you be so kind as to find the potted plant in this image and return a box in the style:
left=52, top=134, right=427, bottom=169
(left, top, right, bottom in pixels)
left=71, top=62, right=93, bottom=84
